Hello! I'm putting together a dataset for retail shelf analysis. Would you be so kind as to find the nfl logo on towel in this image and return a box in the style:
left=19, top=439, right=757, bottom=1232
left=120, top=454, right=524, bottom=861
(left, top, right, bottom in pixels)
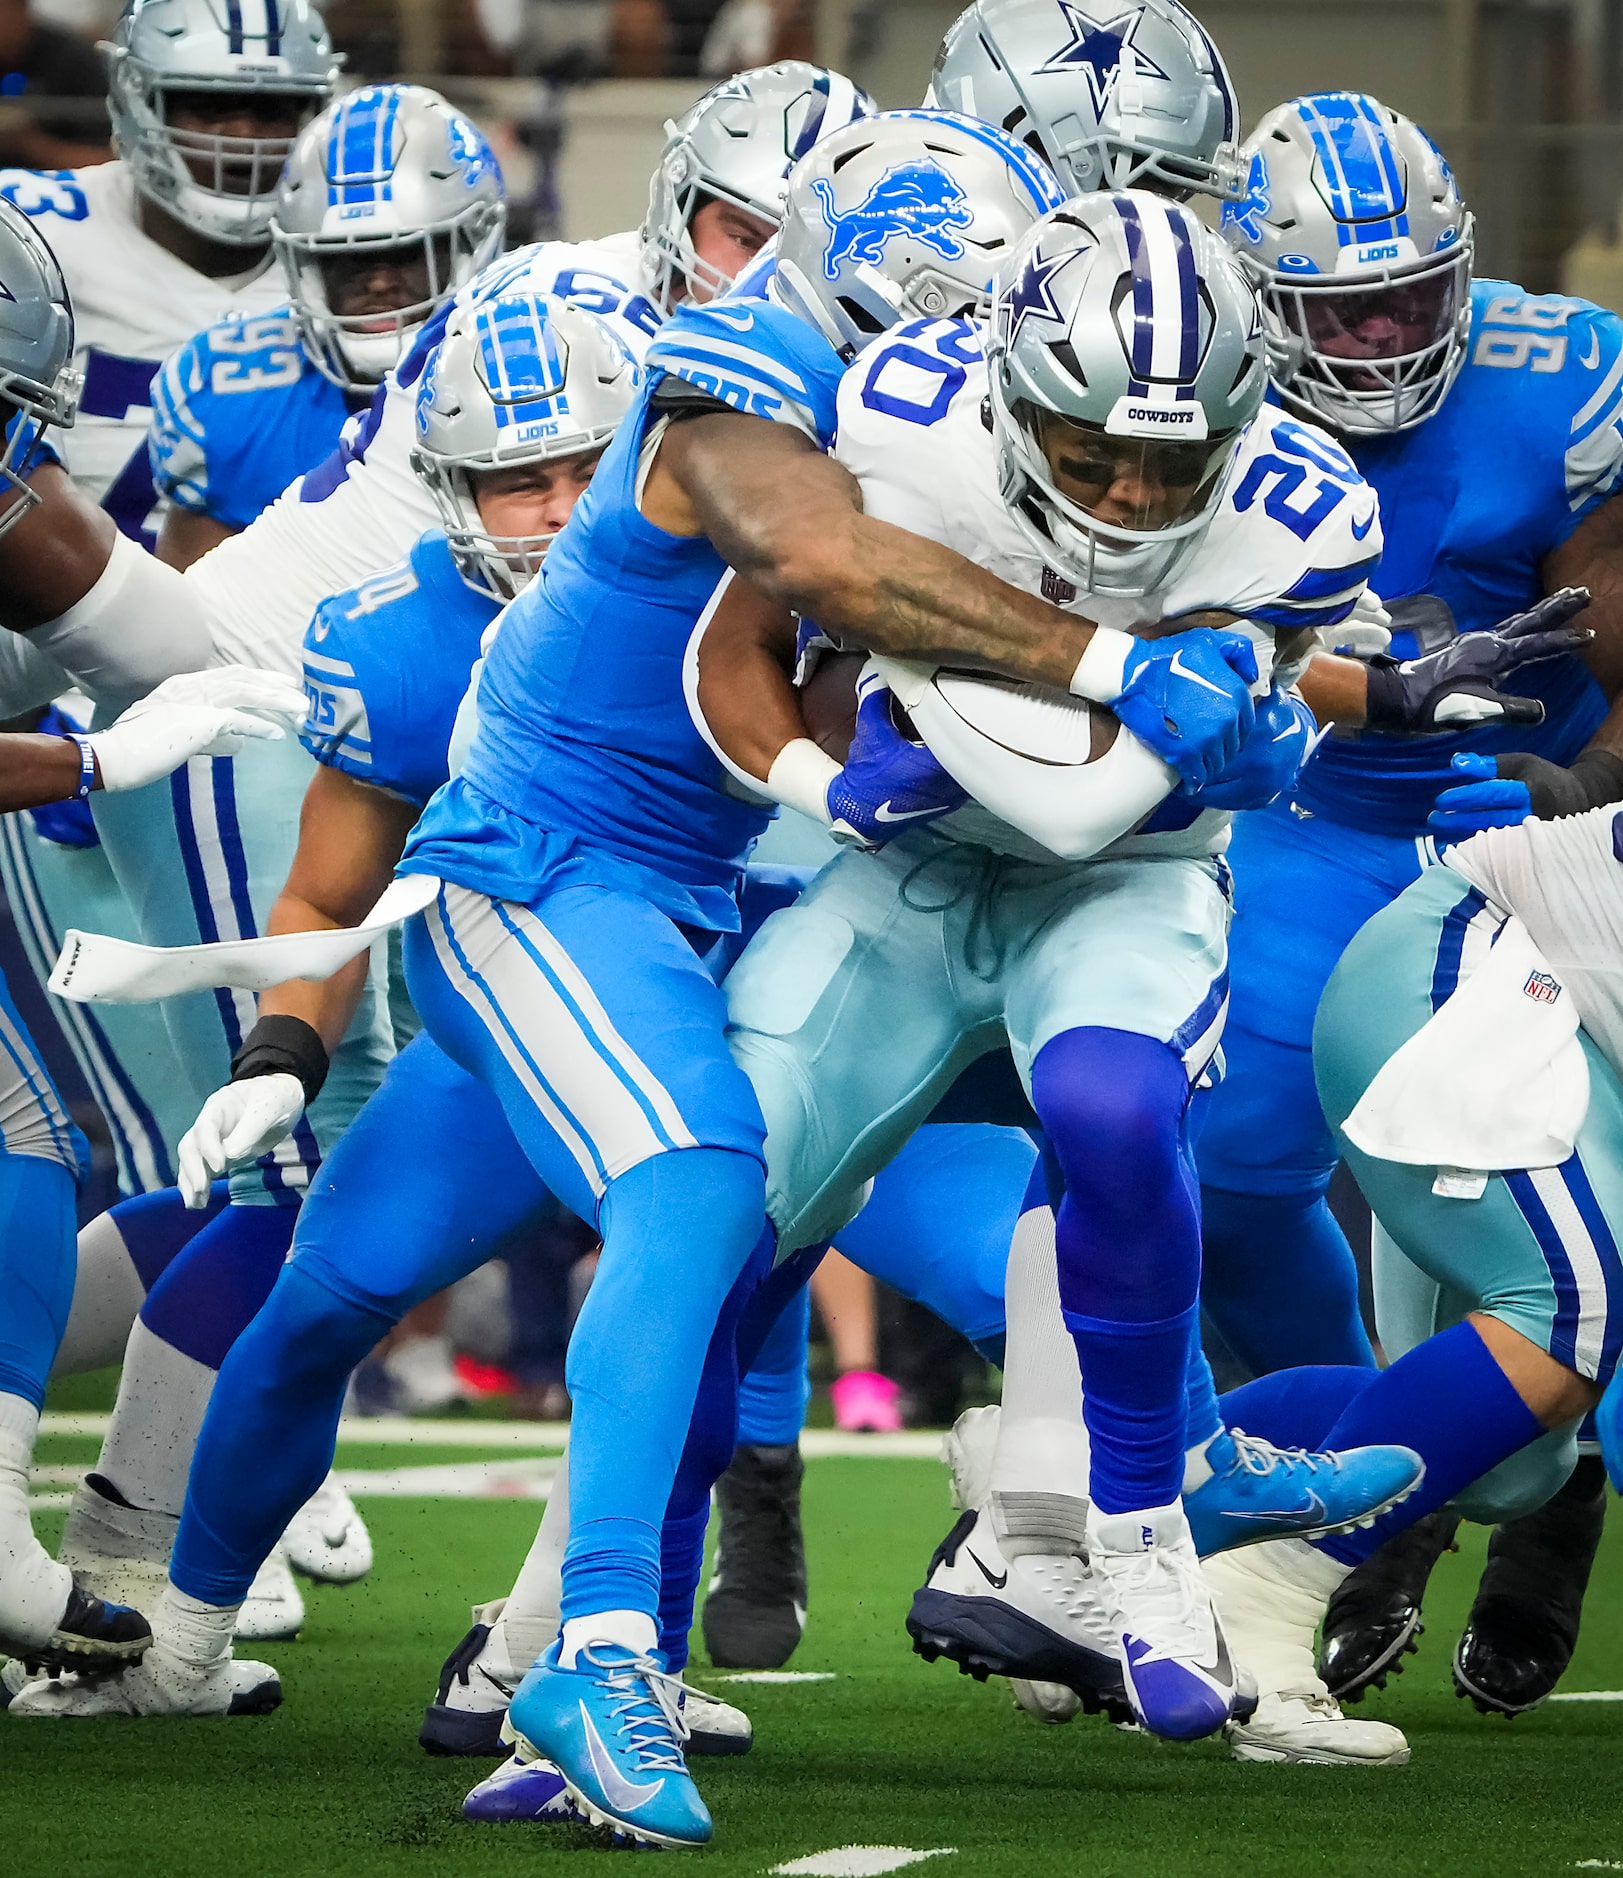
left=1523, top=970, right=1562, bottom=1004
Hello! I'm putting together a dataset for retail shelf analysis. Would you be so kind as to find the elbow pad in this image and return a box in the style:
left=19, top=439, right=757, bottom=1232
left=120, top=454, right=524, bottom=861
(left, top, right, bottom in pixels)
left=872, top=656, right=1176, bottom=863
left=26, top=530, right=212, bottom=713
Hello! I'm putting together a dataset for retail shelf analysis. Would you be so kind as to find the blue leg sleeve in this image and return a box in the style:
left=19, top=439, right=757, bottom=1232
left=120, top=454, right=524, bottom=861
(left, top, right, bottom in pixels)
left=1034, top=1027, right=1200, bottom=1515
left=101, top=1182, right=230, bottom=1294
left=736, top=1285, right=810, bottom=1449
left=137, top=1202, right=298, bottom=1372
left=0, top=1153, right=78, bottom=1407
left=1218, top=1365, right=1375, bottom=1448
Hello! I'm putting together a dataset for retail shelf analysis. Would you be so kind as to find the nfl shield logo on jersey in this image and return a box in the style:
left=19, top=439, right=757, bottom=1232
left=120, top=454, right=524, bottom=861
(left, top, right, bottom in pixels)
left=1523, top=970, right=1562, bottom=1004
left=812, top=161, right=974, bottom=279
left=1041, top=566, right=1077, bottom=604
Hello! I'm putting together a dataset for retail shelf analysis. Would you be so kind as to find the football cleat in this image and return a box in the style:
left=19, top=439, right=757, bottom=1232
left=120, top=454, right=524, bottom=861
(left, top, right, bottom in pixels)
left=2, top=1582, right=151, bottom=1675
left=906, top=1507, right=1129, bottom=1719
left=1088, top=1503, right=1251, bottom=1743
left=1187, top=1430, right=1426, bottom=1558
left=941, top=1404, right=1001, bottom=1512
left=1318, top=1510, right=1459, bottom=1702
left=0, top=1656, right=33, bottom=1706
left=58, top=1473, right=175, bottom=1614
left=421, top=1600, right=516, bottom=1757
left=463, top=1749, right=578, bottom=1823
left=282, top=1476, right=373, bottom=1584
left=1009, top=1677, right=1081, bottom=1724
left=679, top=1676, right=754, bottom=1755
left=702, top=1443, right=807, bottom=1670
left=506, top=1641, right=711, bottom=1848
left=233, top=1545, right=305, bottom=1642
left=6, top=1644, right=280, bottom=1717
left=1226, top=1688, right=1410, bottom=1766
left=1452, top=1456, right=1607, bottom=1717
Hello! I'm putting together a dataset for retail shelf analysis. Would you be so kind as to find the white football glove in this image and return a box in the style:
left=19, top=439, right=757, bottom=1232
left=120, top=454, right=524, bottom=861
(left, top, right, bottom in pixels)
left=88, top=667, right=309, bottom=793
left=177, top=1073, right=306, bottom=1209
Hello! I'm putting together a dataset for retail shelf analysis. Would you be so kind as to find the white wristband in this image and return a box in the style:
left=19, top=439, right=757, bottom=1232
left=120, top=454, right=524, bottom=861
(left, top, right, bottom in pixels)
left=1068, top=626, right=1134, bottom=703
left=765, top=737, right=842, bottom=826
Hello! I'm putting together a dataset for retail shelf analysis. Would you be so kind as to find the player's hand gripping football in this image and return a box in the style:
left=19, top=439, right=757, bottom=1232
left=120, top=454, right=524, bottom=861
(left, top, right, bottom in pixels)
left=89, top=667, right=309, bottom=793
left=825, top=669, right=967, bottom=848
left=1177, top=686, right=1318, bottom=812
left=177, top=1074, right=307, bottom=1209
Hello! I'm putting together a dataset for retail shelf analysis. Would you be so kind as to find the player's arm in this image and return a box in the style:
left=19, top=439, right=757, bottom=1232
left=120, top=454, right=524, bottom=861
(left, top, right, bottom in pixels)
left=156, top=506, right=239, bottom=571
left=256, top=763, right=420, bottom=1055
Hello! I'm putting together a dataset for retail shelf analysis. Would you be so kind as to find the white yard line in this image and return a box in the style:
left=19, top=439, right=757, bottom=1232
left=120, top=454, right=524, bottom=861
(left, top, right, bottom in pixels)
left=772, top=1848, right=955, bottom=1876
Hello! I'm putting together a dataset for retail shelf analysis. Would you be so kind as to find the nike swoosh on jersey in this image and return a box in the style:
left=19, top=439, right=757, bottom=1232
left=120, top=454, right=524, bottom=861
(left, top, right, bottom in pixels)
left=873, top=801, right=943, bottom=823
left=1219, top=1492, right=1327, bottom=1528
left=967, top=1549, right=1008, bottom=1590
left=705, top=306, right=756, bottom=332
left=580, top=1703, right=665, bottom=1812
left=1583, top=329, right=1602, bottom=370
left=1351, top=509, right=1376, bottom=541
left=1167, top=650, right=1230, bottom=696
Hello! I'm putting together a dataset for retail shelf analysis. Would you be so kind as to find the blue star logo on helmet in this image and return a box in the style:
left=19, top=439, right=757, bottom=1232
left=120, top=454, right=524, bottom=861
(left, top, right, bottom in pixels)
left=1220, top=151, right=1270, bottom=246
left=812, top=160, right=973, bottom=282
left=1036, top=3, right=1169, bottom=116
left=1002, top=245, right=1073, bottom=349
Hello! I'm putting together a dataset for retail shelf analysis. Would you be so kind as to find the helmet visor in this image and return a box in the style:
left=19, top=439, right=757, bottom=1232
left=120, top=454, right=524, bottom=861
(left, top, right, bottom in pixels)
left=1288, top=270, right=1460, bottom=392
left=1025, top=407, right=1238, bottom=535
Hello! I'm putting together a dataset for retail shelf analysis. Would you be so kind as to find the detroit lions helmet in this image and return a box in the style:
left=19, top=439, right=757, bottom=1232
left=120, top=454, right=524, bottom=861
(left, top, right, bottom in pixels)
left=987, top=192, right=1266, bottom=596
left=273, top=86, right=506, bottom=391
left=0, top=200, right=79, bottom=534
left=412, top=292, right=640, bottom=600
left=927, top=0, right=1245, bottom=201
left=774, top=109, right=1066, bottom=360
left=106, top=0, right=339, bottom=247
left=1218, top=92, right=1473, bottom=434
left=642, top=62, right=875, bottom=311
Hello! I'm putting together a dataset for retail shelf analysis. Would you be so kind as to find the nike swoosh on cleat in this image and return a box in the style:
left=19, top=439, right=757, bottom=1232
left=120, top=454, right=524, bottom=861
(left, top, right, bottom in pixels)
left=966, top=1549, right=1008, bottom=1590
left=1219, top=1493, right=1326, bottom=1527
left=1167, top=650, right=1230, bottom=696
left=580, top=1704, right=665, bottom=1813
left=873, top=802, right=943, bottom=823
left=1351, top=510, right=1376, bottom=540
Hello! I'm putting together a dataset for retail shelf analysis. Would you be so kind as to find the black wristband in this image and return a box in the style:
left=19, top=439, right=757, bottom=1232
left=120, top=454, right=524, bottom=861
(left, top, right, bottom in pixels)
left=230, top=1014, right=329, bottom=1106
left=1360, top=657, right=1408, bottom=733
left=1500, top=747, right=1623, bottom=820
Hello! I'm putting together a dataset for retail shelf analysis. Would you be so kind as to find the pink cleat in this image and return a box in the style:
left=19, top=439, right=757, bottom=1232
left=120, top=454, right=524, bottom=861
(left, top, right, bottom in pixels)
left=830, top=1369, right=904, bottom=1434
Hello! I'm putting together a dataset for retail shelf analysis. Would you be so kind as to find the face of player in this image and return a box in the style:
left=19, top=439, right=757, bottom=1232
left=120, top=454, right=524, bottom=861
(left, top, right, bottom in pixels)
left=470, top=448, right=604, bottom=543
left=162, top=88, right=310, bottom=194
left=321, top=242, right=440, bottom=324
left=679, top=197, right=776, bottom=306
left=1294, top=274, right=1457, bottom=389
left=1033, top=410, right=1233, bottom=532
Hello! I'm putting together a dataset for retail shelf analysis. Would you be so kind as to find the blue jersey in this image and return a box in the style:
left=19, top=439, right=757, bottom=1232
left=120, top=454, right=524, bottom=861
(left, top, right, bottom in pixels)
left=401, top=291, right=846, bottom=931
left=300, top=530, right=498, bottom=808
left=150, top=307, right=363, bottom=532
left=1296, top=279, right=1623, bottom=835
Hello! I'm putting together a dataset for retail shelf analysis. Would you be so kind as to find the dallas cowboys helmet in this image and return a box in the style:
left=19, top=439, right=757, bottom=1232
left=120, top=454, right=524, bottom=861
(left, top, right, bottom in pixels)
left=927, top=0, right=1245, bottom=201
left=412, top=292, right=640, bottom=600
left=642, top=62, right=875, bottom=310
left=774, top=109, right=1066, bottom=361
left=0, top=200, right=79, bottom=534
left=106, top=0, right=338, bottom=247
left=987, top=192, right=1266, bottom=596
left=273, top=85, right=506, bottom=391
left=1217, top=92, right=1473, bottom=434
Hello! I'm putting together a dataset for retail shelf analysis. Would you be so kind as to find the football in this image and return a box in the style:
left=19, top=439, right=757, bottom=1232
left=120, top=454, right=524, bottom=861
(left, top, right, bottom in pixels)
left=797, top=648, right=867, bottom=760
left=930, top=671, right=1120, bottom=765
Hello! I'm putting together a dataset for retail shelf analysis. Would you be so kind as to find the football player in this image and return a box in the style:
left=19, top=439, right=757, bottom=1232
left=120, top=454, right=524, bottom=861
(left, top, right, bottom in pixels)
left=1205, top=92, right=1623, bottom=1743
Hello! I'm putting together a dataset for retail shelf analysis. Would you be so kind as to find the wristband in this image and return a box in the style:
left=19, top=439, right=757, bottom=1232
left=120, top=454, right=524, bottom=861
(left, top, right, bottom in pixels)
left=230, top=1013, right=329, bottom=1106
left=1068, top=626, right=1133, bottom=703
left=64, top=733, right=95, bottom=801
left=1500, top=747, right=1623, bottom=820
left=765, top=737, right=843, bottom=826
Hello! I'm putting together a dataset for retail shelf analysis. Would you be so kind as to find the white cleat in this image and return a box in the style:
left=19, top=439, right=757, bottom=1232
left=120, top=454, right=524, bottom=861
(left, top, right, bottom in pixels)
left=6, top=1644, right=281, bottom=1718
left=1, top=1657, right=35, bottom=1705
left=1227, top=1687, right=1410, bottom=1766
left=282, top=1477, right=373, bottom=1585
left=1009, top=1677, right=1081, bottom=1724
left=942, top=1405, right=1002, bottom=1511
left=57, top=1476, right=175, bottom=1614
left=234, top=1546, right=304, bottom=1642
left=678, top=1674, right=753, bottom=1755
left=1206, top=1537, right=1410, bottom=1768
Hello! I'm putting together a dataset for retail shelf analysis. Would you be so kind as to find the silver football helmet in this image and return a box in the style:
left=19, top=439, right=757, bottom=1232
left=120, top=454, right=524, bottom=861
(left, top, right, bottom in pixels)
left=0, top=200, right=79, bottom=534
left=987, top=191, right=1266, bottom=596
left=927, top=0, right=1244, bottom=201
left=411, top=292, right=640, bottom=600
left=1218, top=92, right=1473, bottom=435
left=774, top=109, right=1067, bottom=361
left=273, top=85, right=506, bottom=391
left=642, top=61, right=875, bottom=311
left=106, top=0, right=338, bottom=248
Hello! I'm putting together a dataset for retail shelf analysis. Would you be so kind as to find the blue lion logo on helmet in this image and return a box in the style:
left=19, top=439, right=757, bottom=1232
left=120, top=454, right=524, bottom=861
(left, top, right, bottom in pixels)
left=1220, top=151, right=1270, bottom=247
left=812, top=160, right=974, bottom=282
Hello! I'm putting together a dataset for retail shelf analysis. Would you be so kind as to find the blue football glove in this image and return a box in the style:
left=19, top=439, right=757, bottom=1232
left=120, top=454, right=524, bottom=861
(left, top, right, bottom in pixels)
left=825, top=673, right=967, bottom=848
left=1111, top=629, right=1259, bottom=790
left=1426, top=752, right=1533, bottom=839
left=1175, top=686, right=1317, bottom=812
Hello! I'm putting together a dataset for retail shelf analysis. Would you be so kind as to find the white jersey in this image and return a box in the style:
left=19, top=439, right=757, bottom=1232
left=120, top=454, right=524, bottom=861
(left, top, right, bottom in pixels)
left=0, top=162, right=282, bottom=538
left=832, top=317, right=1383, bottom=863
left=189, top=229, right=661, bottom=679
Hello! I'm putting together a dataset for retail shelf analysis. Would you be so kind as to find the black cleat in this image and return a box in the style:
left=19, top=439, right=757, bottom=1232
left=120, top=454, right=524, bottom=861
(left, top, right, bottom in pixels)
left=701, top=1443, right=807, bottom=1670
left=6, top=1583, right=152, bottom=1676
left=1453, top=1455, right=1608, bottom=1717
left=419, top=1619, right=510, bottom=1757
left=1318, top=1510, right=1460, bottom=1702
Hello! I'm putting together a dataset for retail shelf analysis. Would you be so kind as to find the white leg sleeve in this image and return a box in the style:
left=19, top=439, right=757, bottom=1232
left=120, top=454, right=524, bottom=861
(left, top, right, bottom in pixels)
left=51, top=1210, right=149, bottom=1379
left=491, top=1447, right=568, bottom=1676
left=0, top=1392, right=71, bottom=1647
left=94, top=1319, right=216, bottom=1518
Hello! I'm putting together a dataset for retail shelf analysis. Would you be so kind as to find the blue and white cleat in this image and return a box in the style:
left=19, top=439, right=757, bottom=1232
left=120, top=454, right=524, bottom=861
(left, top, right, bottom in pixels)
left=505, top=1641, right=711, bottom=1848
left=463, top=1744, right=579, bottom=1823
left=1089, top=1502, right=1253, bottom=1744
left=1186, top=1431, right=1425, bottom=1559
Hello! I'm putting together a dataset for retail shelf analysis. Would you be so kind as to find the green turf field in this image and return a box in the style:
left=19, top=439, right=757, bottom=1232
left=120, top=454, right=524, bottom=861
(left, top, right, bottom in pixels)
left=11, top=1447, right=1623, bottom=1878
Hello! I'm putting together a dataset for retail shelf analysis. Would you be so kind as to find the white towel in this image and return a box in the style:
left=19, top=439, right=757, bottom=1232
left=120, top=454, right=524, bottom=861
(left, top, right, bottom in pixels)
left=49, top=873, right=442, bottom=1005
left=1343, top=914, right=1589, bottom=1178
